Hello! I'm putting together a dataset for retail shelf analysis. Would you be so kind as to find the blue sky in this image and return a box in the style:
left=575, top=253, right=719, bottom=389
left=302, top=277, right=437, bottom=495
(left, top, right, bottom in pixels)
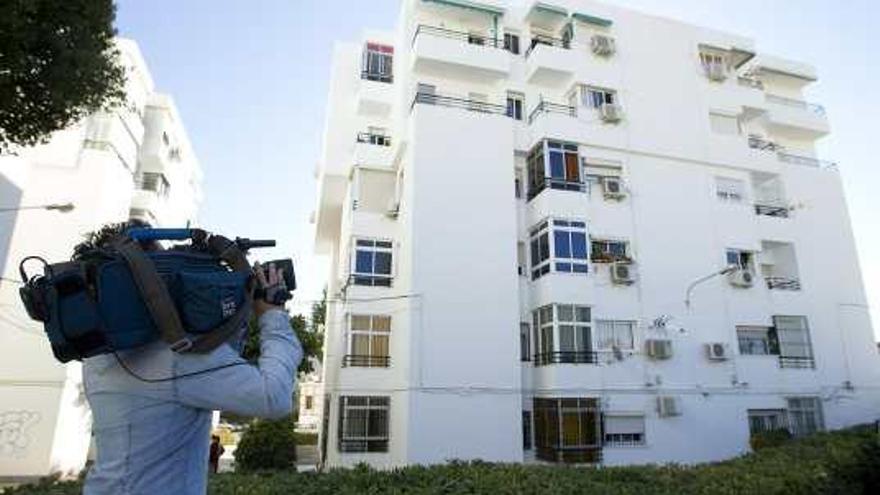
left=115, top=0, right=879, bottom=332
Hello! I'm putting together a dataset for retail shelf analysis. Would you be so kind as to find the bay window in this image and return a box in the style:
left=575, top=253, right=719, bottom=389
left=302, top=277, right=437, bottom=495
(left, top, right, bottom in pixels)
left=533, top=398, right=601, bottom=463
left=529, top=219, right=589, bottom=280
left=526, top=140, right=583, bottom=200
left=532, top=304, right=594, bottom=365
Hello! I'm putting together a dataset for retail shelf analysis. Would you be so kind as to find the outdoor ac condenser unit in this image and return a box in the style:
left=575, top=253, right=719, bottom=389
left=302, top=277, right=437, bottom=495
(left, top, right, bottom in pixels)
left=611, top=262, right=636, bottom=285
left=645, top=339, right=673, bottom=359
left=727, top=269, right=754, bottom=288
left=657, top=396, right=681, bottom=417
left=705, top=342, right=730, bottom=361
left=591, top=35, right=616, bottom=56
left=602, top=177, right=626, bottom=200
left=599, top=103, right=623, bottom=123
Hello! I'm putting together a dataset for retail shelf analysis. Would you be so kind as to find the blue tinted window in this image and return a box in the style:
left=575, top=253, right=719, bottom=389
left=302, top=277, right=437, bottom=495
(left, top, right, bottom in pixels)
left=610, top=243, right=626, bottom=257
left=375, top=252, right=392, bottom=275
left=556, top=262, right=572, bottom=272
left=571, top=233, right=587, bottom=259
left=554, top=231, right=570, bottom=258
left=549, top=152, right=564, bottom=178
left=355, top=251, right=373, bottom=274
left=572, top=263, right=589, bottom=273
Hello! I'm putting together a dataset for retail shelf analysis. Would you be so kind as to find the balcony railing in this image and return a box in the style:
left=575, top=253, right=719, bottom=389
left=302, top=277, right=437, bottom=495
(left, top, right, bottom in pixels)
left=754, top=204, right=790, bottom=218
left=737, top=76, right=764, bottom=90
left=412, top=24, right=502, bottom=48
left=361, top=70, right=392, bottom=83
left=748, top=135, right=783, bottom=152
left=342, top=355, right=391, bottom=368
left=527, top=99, right=576, bottom=124
left=411, top=92, right=508, bottom=115
left=766, top=94, right=826, bottom=116
left=348, top=274, right=392, bottom=287
left=134, top=172, right=169, bottom=197
left=766, top=277, right=801, bottom=291
left=527, top=177, right=587, bottom=201
left=777, top=152, right=837, bottom=169
left=356, top=132, right=391, bottom=147
left=779, top=355, right=815, bottom=369
left=534, top=351, right=598, bottom=366
left=525, top=34, right=571, bottom=58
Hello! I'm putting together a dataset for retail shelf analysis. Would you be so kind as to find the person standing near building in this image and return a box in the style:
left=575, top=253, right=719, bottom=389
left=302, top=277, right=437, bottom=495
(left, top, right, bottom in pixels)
left=208, top=435, right=225, bottom=474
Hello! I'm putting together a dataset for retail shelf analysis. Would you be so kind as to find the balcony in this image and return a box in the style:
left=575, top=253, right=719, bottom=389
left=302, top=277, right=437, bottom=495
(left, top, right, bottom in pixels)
left=354, top=132, right=394, bottom=169
left=410, top=91, right=507, bottom=116
left=342, top=355, right=390, bottom=368
left=764, top=94, right=829, bottom=139
left=766, top=277, right=801, bottom=291
left=754, top=204, right=789, bottom=218
left=534, top=351, right=598, bottom=366
left=525, top=35, right=575, bottom=87
left=411, top=25, right=510, bottom=81
left=779, top=355, right=815, bottom=369
left=527, top=99, right=576, bottom=124
left=356, top=72, right=393, bottom=117
left=777, top=152, right=837, bottom=169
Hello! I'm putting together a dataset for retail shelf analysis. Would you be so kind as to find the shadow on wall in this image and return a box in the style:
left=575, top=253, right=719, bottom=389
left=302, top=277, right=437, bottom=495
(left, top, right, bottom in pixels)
left=0, top=172, right=23, bottom=279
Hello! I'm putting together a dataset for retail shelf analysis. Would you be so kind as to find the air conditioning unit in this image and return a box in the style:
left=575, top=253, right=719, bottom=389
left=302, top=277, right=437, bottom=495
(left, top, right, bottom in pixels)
left=645, top=339, right=673, bottom=360
left=599, top=103, right=623, bottom=123
left=705, top=342, right=730, bottom=361
left=601, top=177, right=626, bottom=200
left=385, top=199, right=400, bottom=219
left=611, top=261, right=636, bottom=285
left=657, top=396, right=681, bottom=417
left=727, top=268, right=754, bottom=288
left=706, top=63, right=727, bottom=81
left=590, top=35, right=616, bottom=56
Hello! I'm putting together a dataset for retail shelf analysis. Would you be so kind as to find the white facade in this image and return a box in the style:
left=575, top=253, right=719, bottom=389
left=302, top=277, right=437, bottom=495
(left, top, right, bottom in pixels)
left=296, top=372, right=324, bottom=432
left=0, top=39, right=202, bottom=478
left=313, top=0, right=880, bottom=468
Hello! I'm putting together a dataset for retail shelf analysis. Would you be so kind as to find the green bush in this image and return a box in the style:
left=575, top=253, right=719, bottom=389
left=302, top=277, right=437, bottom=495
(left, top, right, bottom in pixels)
left=294, top=432, right=318, bottom=445
left=750, top=427, right=793, bottom=451
left=5, top=424, right=879, bottom=494
left=233, top=417, right=298, bottom=472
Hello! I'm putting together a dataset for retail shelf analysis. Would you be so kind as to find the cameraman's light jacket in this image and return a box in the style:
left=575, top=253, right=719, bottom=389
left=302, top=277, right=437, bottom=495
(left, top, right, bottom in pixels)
left=83, top=309, right=302, bottom=495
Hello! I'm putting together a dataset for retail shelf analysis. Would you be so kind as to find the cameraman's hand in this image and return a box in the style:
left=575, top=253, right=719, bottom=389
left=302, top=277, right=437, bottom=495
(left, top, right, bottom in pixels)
left=253, top=262, right=287, bottom=318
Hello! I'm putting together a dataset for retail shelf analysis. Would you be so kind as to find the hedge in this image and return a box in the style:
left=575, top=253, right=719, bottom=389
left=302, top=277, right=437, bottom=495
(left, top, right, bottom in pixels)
left=233, top=417, right=298, bottom=471
left=4, top=424, right=878, bottom=494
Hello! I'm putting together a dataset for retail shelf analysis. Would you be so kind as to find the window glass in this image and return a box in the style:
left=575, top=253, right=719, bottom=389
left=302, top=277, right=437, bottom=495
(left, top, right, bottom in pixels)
left=353, top=239, right=393, bottom=286
left=339, top=396, right=391, bottom=453
left=596, top=320, right=634, bottom=350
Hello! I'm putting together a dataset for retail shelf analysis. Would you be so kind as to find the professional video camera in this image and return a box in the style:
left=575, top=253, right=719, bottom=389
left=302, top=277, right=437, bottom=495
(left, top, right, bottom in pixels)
left=17, top=227, right=295, bottom=363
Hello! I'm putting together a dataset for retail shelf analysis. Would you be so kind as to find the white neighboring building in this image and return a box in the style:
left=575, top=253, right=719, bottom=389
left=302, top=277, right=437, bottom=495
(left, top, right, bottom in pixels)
left=0, top=39, right=202, bottom=479
left=296, top=371, right=324, bottom=432
left=313, top=0, right=880, bottom=468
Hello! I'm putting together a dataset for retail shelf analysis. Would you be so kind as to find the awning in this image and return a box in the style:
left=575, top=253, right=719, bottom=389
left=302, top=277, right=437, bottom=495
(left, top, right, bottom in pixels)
left=526, top=2, right=569, bottom=32
left=571, top=12, right=613, bottom=27
left=700, top=43, right=755, bottom=69
left=421, top=0, right=504, bottom=17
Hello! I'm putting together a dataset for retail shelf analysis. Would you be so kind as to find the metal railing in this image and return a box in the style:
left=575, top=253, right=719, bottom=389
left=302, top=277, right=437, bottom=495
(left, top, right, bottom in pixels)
left=748, top=135, right=782, bottom=152
left=527, top=177, right=588, bottom=201
left=754, top=204, right=790, bottom=218
left=342, top=355, right=391, bottom=368
left=411, top=24, right=501, bottom=48
left=411, top=92, right=508, bottom=115
left=779, top=355, right=815, bottom=369
left=525, top=34, right=571, bottom=58
left=777, top=152, right=837, bottom=169
left=534, top=351, right=598, bottom=366
left=349, top=274, right=393, bottom=287
left=527, top=99, right=576, bottom=124
left=766, top=94, right=826, bottom=116
left=737, top=76, right=764, bottom=90
left=361, top=70, right=393, bottom=83
left=766, top=277, right=802, bottom=291
left=356, top=132, right=391, bottom=147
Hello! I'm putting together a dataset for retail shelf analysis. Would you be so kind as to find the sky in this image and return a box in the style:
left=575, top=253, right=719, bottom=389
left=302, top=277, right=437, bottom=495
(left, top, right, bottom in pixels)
left=115, top=0, right=880, bottom=333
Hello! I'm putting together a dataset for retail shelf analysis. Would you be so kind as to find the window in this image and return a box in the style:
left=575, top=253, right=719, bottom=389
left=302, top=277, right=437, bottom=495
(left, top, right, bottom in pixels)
left=726, top=249, right=753, bottom=271
left=533, top=398, right=601, bottom=463
left=591, top=239, right=628, bottom=263
left=774, top=316, right=814, bottom=368
left=362, top=42, right=393, bottom=82
left=532, top=304, right=593, bottom=365
left=699, top=51, right=727, bottom=71
left=520, top=322, right=531, bottom=362
left=526, top=140, right=582, bottom=199
left=358, top=126, right=390, bottom=146
left=575, top=85, right=616, bottom=109
left=716, top=177, right=746, bottom=202
left=137, top=172, right=170, bottom=197
left=737, top=325, right=779, bottom=356
left=467, top=32, right=486, bottom=45
left=603, top=415, right=645, bottom=446
left=748, top=409, right=787, bottom=436
left=709, top=112, right=740, bottom=135
left=522, top=411, right=532, bottom=450
left=338, top=396, right=389, bottom=453
left=346, top=314, right=391, bottom=367
left=515, top=170, right=523, bottom=199
left=529, top=219, right=589, bottom=280
left=352, top=239, right=393, bottom=286
left=305, top=395, right=314, bottom=410
left=504, top=33, right=520, bottom=54
left=786, top=397, right=824, bottom=437
left=595, top=320, right=635, bottom=351
left=506, top=91, right=524, bottom=121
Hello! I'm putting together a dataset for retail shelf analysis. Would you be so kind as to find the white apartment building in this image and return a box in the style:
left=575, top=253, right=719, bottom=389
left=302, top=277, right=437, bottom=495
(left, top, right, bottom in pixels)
left=0, top=39, right=202, bottom=478
left=313, top=0, right=880, bottom=468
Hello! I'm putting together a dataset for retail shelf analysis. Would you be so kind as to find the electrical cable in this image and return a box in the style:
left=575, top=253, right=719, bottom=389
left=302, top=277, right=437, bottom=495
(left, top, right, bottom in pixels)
left=111, top=350, right=251, bottom=383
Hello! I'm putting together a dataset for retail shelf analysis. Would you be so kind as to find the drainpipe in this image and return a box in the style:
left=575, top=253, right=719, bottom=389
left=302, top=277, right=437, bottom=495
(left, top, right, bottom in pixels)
left=493, top=15, right=498, bottom=47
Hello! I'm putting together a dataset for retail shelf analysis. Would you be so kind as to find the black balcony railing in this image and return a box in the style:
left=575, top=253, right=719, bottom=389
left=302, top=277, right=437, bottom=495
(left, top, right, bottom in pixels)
left=356, top=132, right=391, bottom=147
left=342, top=355, right=391, bottom=368
left=361, top=70, right=393, bottom=83
left=748, top=135, right=782, bottom=152
left=527, top=99, right=576, bottom=124
left=766, top=277, right=802, bottom=291
left=527, top=177, right=587, bottom=201
left=779, top=355, right=815, bottom=369
left=534, top=351, right=598, bottom=366
left=349, top=274, right=393, bottom=287
left=525, top=34, right=571, bottom=58
left=777, top=152, right=837, bottom=169
left=411, top=24, right=502, bottom=48
left=754, top=204, right=790, bottom=218
left=737, top=76, right=764, bottom=90
left=411, top=92, right=508, bottom=115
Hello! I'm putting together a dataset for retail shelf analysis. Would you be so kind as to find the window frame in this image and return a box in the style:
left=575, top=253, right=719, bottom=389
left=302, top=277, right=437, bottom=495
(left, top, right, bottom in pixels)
left=338, top=395, right=390, bottom=453
left=737, top=325, right=779, bottom=356
left=603, top=414, right=646, bottom=447
left=590, top=238, right=629, bottom=263
left=362, top=42, right=394, bottom=82
left=747, top=409, right=788, bottom=436
left=595, top=320, right=635, bottom=351
left=578, top=85, right=617, bottom=109
left=725, top=248, right=754, bottom=272
left=532, top=304, right=593, bottom=365
left=526, top=140, right=584, bottom=199
left=351, top=238, right=394, bottom=287
left=347, top=314, right=392, bottom=366
left=529, top=219, right=589, bottom=280
left=786, top=397, right=824, bottom=437
left=504, top=32, right=521, bottom=55
left=533, top=397, right=601, bottom=463
left=506, top=91, right=525, bottom=121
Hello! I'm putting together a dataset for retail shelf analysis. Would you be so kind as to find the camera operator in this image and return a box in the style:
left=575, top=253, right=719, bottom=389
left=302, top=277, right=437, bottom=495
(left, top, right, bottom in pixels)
left=79, top=225, right=303, bottom=494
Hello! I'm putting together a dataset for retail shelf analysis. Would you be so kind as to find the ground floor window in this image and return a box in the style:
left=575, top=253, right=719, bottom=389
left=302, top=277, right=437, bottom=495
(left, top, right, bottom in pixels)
left=603, top=415, right=645, bottom=447
left=533, top=398, right=601, bottom=463
left=338, top=396, right=390, bottom=453
left=787, top=397, right=824, bottom=437
left=747, top=409, right=787, bottom=435
left=522, top=411, right=533, bottom=450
